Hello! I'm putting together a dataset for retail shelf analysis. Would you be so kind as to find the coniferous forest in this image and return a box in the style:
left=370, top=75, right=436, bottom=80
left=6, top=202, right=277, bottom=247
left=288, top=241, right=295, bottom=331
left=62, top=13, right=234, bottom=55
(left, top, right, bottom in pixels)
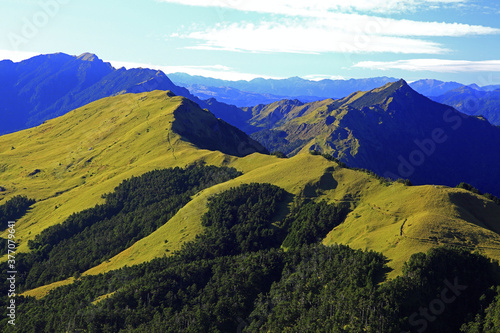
left=1, top=165, right=500, bottom=332
left=2, top=3, right=500, bottom=330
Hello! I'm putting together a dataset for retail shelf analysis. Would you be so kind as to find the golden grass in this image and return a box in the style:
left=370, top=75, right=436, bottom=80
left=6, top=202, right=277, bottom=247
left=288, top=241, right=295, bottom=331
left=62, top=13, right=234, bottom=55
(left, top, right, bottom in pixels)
left=21, top=278, right=75, bottom=299
left=3, top=90, right=500, bottom=297
left=322, top=172, right=500, bottom=278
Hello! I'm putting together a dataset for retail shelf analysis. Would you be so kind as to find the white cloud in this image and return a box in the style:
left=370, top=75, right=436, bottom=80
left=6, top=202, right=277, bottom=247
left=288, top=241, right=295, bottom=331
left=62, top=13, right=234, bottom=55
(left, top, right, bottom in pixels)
left=180, top=20, right=448, bottom=54
left=302, top=74, right=346, bottom=81
left=158, top=0, right=466, bottom=15
left=109, top=60, right=280, bottom=81
left=0, top=49, right=40, bottom=62
left=311, top=15, right=498, bottom=37
left=162, top=0, right=498, bottom=55
left=353, top=59, right=500, bottom=72
left=172, top=12, right=498, bottom=55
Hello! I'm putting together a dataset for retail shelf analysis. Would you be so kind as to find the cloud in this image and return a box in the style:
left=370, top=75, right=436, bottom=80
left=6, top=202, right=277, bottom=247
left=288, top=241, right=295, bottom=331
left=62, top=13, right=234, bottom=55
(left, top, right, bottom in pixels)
left=316, top=15, right=499, bottom=37
left=172, top=12, right=497, bottom=55
left=0, top=49, right=40, bottom=62
left=302, top=74, right=346, bottom=81
left=109, top=60, right=280, bottom=81
left=180, top=19, right=449, bottom=54
left=158, top=0, right=466, bottom=15
left=163, top=0, right=498, bottom=55
left=353, top=59, right=500, bottom=72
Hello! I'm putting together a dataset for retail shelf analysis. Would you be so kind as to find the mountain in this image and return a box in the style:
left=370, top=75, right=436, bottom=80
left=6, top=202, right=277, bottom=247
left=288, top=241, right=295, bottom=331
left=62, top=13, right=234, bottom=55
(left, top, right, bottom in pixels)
left=431, top=85, right=500, bottom=125
left=1, top=57, right=500, bottom=333
left=250, top=80, right=500, bottom=196
left=0, top=89, right=267, bottom=257
left=169, top=73, right=398, bottom=101
left=409, top=79, right=464, bottom=96
left=483, top=84, right=500, bottom=91
left=0, top=86, right=500, bottom=295
left=242, top=98, right=336, bottom=132
left=168, top=94, right=266, bottom=156
left=176, top=83, right=325, bottom=107
left=2, top=89, right=500, bottom=332
left=0, top=53, right=250, bottom=135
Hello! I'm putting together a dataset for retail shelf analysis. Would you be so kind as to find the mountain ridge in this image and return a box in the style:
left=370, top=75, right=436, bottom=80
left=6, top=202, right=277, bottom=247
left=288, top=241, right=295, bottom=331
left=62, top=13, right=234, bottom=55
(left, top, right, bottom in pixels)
left=250, top=80, right=500, bottom=196
left=0, top=52, right=252, bottom=135
left=169, top=72, right=398, bottom=101
left=432, top=85, right=500, bottom=125
left=409, top=79, right=464, bottom=96
left=0, top=88, right=499, bottom=304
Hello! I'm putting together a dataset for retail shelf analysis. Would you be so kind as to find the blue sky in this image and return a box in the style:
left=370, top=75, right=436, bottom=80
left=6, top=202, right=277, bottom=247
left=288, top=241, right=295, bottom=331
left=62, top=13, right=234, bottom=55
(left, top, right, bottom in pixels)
left=1, top=0, right=500, bottom=84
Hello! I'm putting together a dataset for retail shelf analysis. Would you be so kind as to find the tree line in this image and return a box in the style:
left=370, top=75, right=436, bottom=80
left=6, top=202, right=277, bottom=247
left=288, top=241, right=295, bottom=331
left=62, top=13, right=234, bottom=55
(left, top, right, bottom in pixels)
left=4, top=179, right=500, bottom=332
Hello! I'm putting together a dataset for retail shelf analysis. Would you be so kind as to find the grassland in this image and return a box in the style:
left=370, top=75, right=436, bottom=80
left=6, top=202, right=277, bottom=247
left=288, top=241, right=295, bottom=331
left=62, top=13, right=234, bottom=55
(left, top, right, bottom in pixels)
left=2, top=90, right=499, bottom=298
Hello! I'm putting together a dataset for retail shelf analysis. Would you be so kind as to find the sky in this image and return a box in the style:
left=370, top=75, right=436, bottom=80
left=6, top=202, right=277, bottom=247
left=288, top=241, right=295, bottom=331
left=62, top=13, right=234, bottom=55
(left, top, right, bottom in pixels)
left=1, top=0, right=500, bottom=84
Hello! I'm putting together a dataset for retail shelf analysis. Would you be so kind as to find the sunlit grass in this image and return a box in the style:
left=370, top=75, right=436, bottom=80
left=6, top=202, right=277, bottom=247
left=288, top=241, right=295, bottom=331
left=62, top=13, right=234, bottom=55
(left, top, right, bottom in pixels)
left=4, top=90, right=500, bottom=297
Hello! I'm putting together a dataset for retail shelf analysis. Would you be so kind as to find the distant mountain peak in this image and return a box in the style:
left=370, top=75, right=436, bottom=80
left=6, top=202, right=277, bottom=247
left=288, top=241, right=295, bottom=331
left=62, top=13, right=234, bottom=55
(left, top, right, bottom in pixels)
left=377, top=78, right=408, bottom=91
left=340, top=78, right=417, bottom=109
left=77, top=52, right=99, bottom=62
left=409, top=79, right=464, bottom=97
left=287, top=76, right=307, bottom=82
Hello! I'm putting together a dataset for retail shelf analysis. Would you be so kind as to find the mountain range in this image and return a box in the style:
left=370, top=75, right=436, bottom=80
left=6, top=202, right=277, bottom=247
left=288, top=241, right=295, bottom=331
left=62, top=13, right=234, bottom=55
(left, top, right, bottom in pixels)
left=3, top=53, right=499, bottom=136
left=431, top=85, right=500, bottom=125
left=249, top=80, right=500, bottom=196
left=170, top=74, right=497, bottom=105
left=169, top=73, right=398, bottom=104
left=2, top=53, right=499, bottom=195
left=171, top=74, right=500, bottom=126
left=173, top=83, right=325, bottom=108
left=2, top=53, right=500, bottom=331
left=2, top=87, right=500, bottom=291
left=0, top=53, right=248, bottom=135
left=409, top=79, right=465, bottom=96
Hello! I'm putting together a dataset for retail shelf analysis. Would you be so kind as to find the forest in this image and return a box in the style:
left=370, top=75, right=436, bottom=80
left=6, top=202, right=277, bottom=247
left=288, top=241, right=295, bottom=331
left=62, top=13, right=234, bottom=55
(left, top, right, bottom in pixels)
left=1, top=166, right=500, bottom=332
left=0, top=195, right=36, bottom=256
left=0, top=195, right=36, bottom=232
left=1, top=164, right=241, bottom=292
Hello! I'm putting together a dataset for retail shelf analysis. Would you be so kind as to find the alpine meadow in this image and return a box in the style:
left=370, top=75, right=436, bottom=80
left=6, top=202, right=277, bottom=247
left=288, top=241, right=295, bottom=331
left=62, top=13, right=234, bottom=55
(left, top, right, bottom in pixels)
left=2, top=1, right=500, bottom=332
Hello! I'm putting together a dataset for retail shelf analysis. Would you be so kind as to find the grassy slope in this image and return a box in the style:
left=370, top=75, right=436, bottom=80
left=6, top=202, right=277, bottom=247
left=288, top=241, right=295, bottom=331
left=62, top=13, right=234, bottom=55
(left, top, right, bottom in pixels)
left=1, top=90, right=499, bottom=298
left=320, top=168, right=500, bottom=276
left=0, top=90, right=270, bottom=254
left=26, top=158, right=500, bottom=298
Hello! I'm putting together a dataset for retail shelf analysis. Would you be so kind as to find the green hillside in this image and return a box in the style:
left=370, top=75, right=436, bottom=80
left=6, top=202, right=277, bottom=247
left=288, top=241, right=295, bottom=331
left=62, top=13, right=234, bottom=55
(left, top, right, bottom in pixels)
left=0, top=90, right=264, bottom=252
left=1, top=90, right=499, bottom=301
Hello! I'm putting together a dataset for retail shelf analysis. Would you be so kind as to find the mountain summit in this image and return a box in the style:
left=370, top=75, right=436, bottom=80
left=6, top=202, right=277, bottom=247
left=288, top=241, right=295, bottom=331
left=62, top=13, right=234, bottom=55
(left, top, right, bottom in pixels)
left=251, top=80, right=500, bottom=195
left=76, top=52, right=100, bottom=61
left=335, top=79, right=421, bottom=110
left=0, top=53, right=247, bottom=135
